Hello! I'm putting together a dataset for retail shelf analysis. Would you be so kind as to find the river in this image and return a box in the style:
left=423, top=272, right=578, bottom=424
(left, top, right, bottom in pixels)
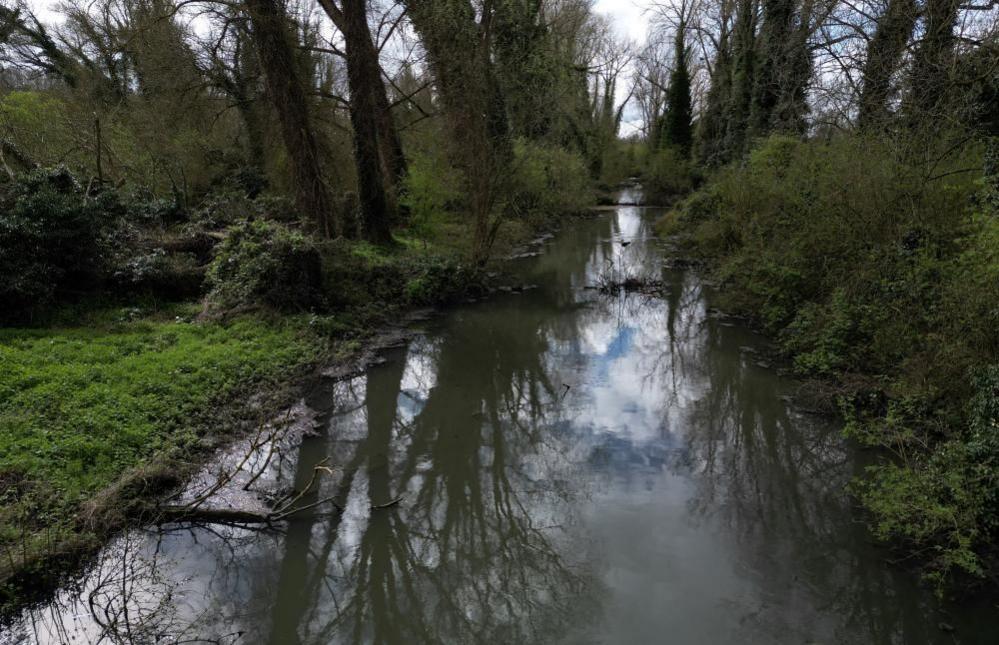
left=5, top=194, right=998, bottom=644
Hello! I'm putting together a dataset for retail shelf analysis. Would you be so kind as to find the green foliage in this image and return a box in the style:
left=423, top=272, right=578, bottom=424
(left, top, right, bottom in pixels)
left=205, top=220, right=323, bottom=312
left=783, top=289, right=861, bottom=375
left=320, top=238, right=486, bottom=313
left=403, top=258, right=483, bottom=307
left=643, top=147, right=697, bottom=204
left=509, top=139, right=592, bottom=217
left=399, top=152, right=465, bottom=241
left=599, top=139, right=646, bottom=189
left=0, top=92, right=73, bottom=163
left=850, top=365, right=999, bottom=592
left=672, top=134, right=999, bottom=586
left=852, top=442, right=985, bottom=589
left=112, top=249, right=204, bottom=299
left=0, top=167, right=126, bottom=321
left=672, top=136, right=981, bottom=366
left=190, top=192, right=297, bottom=230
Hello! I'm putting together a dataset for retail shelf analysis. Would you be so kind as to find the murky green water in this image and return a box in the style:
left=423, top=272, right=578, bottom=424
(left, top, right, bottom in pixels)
left=7, top=198, right=999, bottom=644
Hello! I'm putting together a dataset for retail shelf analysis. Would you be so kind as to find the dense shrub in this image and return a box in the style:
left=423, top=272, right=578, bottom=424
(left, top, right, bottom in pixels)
left=403, top=258, right=483, bottom=306
left=642, top=146, right=698, bottom=205
left=113, top=249, right=205, bottom=299
left=320, top=240, right=484, bottom=312
left=670, top=134, right=999, bottom=586
left=599, top=139, right=645, bottom=188
left=509, top=140, right=592, bottom=217
left=205, top=220, right=323, bottom=313
left=400, top=152, right=465, bottom=239
left=191, top=192, right=298, bottom=230
left=0, top=167, right=125, bottom=321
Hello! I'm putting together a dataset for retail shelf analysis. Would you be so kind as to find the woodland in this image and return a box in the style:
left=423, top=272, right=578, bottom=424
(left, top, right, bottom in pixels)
left=0, top=0, right=997, bottom=615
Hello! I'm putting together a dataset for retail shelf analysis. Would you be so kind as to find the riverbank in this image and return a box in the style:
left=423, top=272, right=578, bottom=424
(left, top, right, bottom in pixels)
left=11, top=196, right=999, bottom=644
left=0, top=204, right=578, bottom=618
left=0, top=308, right=332, bottom=613
left=655, top=135, right=999, bottom=594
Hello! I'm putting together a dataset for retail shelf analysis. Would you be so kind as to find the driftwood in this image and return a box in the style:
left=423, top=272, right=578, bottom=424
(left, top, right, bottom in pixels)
left=156, top=457, right=345, bottom=526
left=156, top=506, right=277, bottom=526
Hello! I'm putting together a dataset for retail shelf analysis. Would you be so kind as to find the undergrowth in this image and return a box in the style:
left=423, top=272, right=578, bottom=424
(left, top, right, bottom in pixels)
left=659, top=135, right=999, bottom=593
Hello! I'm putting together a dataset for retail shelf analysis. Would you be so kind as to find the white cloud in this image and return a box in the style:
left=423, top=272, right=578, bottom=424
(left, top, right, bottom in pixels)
left=593, top=0, right=652, bottom=45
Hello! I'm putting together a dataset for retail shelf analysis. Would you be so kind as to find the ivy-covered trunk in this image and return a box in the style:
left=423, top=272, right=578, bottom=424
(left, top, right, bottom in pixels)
left=244, top=0, right=336, bottom=237
left=401, top=0, right=512, bottom=266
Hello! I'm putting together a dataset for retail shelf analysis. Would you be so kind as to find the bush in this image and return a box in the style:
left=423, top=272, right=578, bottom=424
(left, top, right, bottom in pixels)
left=205, top=220, right=322, bottom=313
left=852, top=365, right=999, bottom=590
left=672, top=134, right=999, bottom=586
left=320, top=240, right=485, bottom=313
left=0, top=167, right=125, bottom=321
left=191, top=192, right=298, bottom=230
left=600, top=139, right=645, bottom=187
left=509, top=140, right=592, bottom=217
left=403, top=258, right=483, bottom=306
left=642, top=147, right=697, bottom=204
left=113, top=249, right=205, bottom=299
left=400, top=152, right=465, bottom=240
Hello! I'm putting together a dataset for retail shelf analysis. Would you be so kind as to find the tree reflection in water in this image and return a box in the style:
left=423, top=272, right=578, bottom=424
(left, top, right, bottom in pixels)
left=9, top=206, right=998, bottom=645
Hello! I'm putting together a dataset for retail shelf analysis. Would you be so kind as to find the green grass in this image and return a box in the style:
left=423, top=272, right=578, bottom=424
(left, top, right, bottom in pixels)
left=0, top=307, right=327, bottom=577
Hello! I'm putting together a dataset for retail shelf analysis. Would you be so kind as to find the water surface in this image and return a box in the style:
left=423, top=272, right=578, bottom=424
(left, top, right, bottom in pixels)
left=7, top=199, right=998, bottom=644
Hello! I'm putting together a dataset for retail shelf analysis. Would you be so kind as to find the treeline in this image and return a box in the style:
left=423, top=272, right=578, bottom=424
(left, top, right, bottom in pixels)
left=0, top=0, right=639, bottom=322
left=637, top=0, right=997, bottom=162
left=643, top=0, right=999, bottom=589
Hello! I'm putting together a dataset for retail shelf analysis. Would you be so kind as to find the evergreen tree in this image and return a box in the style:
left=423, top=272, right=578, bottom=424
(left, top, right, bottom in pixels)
left=661, top=24, right=693, bottom=156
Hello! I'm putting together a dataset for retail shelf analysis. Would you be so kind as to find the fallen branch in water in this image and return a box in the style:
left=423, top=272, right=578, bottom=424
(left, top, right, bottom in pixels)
left=371, top=496, right=403, bottom=510
left=155, top=506, right=277, bottom=526
left=588, top=276, right=669, bottom=296
left=158, top=459, right=341, bottom=526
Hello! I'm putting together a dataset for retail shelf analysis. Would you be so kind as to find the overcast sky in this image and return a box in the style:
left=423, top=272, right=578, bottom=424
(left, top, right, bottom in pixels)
left=595, top=0, right=651, bottom=44
left=594, top=0, right=652, bottom=134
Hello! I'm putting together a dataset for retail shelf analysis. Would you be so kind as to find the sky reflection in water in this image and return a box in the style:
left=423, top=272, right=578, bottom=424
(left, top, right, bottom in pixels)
left=8, top=205, right=999, bottom=645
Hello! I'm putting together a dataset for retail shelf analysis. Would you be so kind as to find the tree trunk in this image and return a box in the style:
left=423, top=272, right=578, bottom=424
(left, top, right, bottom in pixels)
left=724, top=0, right=758, bottom=158
left=401, top=0, right=512, bottom=265
left=342, top=0, right=394, bottom=244
left=909, top=0, right=961, bottom=121
left=858, top=0, right=917, bottom=130
left=234, top=30, right=268, bottom=179
left=317, top=0, right=408, bottom=234
left=696, top=14, right=732, bottom=166
left=244, top=0, right=335, bottom=237
left=750, top=0, right=794, bottom=137
left=750, top=0, right=814, bottom=137
left=370, top=50, right=409, bottom=221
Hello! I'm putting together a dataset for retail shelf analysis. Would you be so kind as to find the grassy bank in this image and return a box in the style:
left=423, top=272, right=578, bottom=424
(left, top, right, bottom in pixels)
left=658, top=135, right=999, bottom=593
left=0, top=124, right=606, bottom=615
left=0, top=163, right=591, bottom=617
left=0, top=307, right=333, bottom=611
left=0, top=238, right=504, bottom=615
